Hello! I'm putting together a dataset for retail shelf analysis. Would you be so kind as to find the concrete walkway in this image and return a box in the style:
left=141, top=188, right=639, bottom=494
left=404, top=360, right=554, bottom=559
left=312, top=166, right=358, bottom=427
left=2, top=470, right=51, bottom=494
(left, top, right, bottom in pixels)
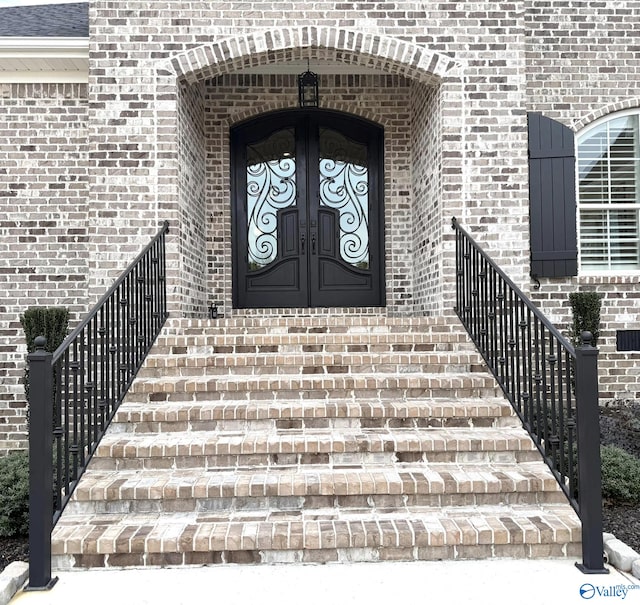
left=8, top=560, right=640, bottom=605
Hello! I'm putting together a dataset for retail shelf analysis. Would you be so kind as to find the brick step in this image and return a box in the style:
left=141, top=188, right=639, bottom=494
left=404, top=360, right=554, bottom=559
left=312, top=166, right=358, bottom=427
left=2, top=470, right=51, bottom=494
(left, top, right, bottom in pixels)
left=163, top=315, right=455, bottom=333
left=65, top=463, right=568, bottom=515
left=137, top=351, right=486, bottom=378
left=91, top=427, right=540, bottom=470
left=153, top=333, right=476, bottom=354
left=125, top=373, right=502, bottom=404
left=111, top=398, right=519, bottom=434
left=51, top=506, right=582, bottom=569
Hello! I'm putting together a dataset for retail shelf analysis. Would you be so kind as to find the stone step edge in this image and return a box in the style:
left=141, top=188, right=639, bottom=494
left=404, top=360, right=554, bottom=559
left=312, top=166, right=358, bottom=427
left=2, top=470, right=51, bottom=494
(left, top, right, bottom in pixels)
left=94, top=427, right=538, bottom=457
left=142, top=351, right=484, bottom=366
left=52, top=541, right=583, bottom=569
left=51, top=509, right=582, bottom=557
left=70, top=464, right=563, bottom=502
left=164, top=315, right=456, bottom=328
left=128, top=373, right=500, bottom=393
left=113, top=397, right=516, bottom=423
left=153, top=335, right=475, bottom=347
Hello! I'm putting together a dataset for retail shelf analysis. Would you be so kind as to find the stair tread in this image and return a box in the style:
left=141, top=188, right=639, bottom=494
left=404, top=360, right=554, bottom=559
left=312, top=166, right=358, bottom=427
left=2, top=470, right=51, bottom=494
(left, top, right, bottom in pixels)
left=51, top=506, right=582, bottom=555
left=114, top=397, right=516, bottom=421
left=129, top=372, right=499, bottom=388
left=95, top=426, right=538, bottom=456
left=163, top=316, right=458, bottom=330
left=143, top=351, right=484, bottom=364
left=70, top=463, right=564, bottom=501
left=154, top=334, right=475, bottom=345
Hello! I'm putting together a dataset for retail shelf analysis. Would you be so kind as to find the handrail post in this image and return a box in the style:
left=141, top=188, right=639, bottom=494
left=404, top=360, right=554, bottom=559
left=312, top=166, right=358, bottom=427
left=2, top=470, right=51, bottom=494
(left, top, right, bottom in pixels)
left=26, top=336, right=58, bottom=590
left=574, top=331, right=608, bottom=574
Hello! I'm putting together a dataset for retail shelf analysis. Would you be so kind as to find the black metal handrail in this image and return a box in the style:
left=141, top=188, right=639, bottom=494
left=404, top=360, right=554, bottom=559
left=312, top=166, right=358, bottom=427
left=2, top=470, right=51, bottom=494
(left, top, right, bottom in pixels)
left=452, top=217, right=607, bottom=574
left=26, top=221, right=169, bottom=589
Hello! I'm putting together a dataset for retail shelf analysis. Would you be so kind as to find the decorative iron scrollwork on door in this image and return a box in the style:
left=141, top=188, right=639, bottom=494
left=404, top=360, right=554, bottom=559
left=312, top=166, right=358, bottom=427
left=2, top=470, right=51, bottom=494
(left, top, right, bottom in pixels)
left=246, top=128, right=297, bottom=270
left=319, top=127, right=370, bottom=268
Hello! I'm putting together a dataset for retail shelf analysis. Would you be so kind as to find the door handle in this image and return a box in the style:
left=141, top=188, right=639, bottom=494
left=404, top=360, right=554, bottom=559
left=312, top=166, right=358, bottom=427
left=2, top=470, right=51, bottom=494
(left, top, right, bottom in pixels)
left=311, top=233, right=316, bottom=255
left=301, top=232, right=305, bottom=254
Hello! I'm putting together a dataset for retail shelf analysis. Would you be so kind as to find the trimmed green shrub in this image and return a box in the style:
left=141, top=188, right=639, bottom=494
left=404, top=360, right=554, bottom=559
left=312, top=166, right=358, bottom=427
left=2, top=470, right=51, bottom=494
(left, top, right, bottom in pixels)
left=569, top=291, right=601, bottom=347
left=601, top=445, right=640, bottom=505
left=0, top=451, right=29, bottom=537
left=20, top=306, right=70, bottom=401
left=20, top=306, right=70, bottom=355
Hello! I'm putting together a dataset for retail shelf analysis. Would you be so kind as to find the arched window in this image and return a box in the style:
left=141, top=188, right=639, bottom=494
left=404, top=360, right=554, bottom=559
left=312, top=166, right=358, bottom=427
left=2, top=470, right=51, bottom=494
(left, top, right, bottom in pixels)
left=577, top=111, right=640, bottom=271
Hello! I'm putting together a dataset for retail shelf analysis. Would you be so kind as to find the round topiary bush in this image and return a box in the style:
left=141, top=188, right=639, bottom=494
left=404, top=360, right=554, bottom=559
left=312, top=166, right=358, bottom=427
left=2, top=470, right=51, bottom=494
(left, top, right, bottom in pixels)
left=0, top=451, right=29, bottom=537
left=601, top=445, right=640, bottom=505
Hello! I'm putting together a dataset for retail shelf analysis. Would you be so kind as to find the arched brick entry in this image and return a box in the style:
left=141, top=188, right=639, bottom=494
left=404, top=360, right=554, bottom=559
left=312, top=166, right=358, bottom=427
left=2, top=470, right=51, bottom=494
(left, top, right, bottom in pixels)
left=156, top=27, right=458, bottom=317
left=162, top=26, right=458, bottom=84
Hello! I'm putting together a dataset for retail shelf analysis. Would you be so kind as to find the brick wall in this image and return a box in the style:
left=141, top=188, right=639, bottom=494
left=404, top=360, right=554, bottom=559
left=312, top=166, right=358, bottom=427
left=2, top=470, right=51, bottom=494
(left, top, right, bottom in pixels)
left=411, top=80, right=443, bottom=315
left=524, top=1, right=640, bottom=400
left=177, top=81, right=208, bottom=316
left=87, top=1, right=529, bottom=319
left=0, top=83, right=88, bottom=453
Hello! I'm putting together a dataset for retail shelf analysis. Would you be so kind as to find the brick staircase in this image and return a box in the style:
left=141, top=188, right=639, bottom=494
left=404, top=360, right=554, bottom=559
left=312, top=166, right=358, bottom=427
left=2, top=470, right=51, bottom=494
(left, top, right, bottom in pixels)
left=51, top=314, right=581, bottom=569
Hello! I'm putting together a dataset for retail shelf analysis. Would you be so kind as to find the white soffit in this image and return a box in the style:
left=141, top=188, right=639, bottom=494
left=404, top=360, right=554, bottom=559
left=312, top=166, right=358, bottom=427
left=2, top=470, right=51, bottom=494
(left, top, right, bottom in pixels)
left=0, top=37, right=88, bottom=82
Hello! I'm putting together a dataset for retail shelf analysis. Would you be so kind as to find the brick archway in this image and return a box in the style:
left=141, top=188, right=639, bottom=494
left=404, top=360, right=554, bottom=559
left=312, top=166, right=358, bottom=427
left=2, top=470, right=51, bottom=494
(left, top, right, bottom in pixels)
left=161, top=26, right=458, bottom=84
left=574, top=98, right=640, bottom=131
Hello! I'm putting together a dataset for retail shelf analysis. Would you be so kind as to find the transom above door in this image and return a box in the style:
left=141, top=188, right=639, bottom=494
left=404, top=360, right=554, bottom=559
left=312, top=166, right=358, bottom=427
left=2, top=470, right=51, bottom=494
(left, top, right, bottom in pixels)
left=231, top=110, right=385, bottom=308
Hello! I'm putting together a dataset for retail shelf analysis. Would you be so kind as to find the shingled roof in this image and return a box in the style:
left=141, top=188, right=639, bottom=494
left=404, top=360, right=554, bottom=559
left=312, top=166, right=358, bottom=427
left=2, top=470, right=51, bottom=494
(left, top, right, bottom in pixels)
left=0, top=2, right=88, bottom=37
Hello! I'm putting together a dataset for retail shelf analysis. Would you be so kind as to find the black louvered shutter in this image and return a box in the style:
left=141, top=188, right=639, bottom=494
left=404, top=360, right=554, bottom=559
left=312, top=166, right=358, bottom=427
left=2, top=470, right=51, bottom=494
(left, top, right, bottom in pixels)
left=528, top=112, right=578, bottom=278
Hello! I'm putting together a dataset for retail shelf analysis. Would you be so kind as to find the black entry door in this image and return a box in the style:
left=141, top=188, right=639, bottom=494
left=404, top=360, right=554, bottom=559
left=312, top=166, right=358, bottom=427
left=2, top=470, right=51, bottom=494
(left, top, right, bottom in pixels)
left=232, top=110, right=384, bottom=308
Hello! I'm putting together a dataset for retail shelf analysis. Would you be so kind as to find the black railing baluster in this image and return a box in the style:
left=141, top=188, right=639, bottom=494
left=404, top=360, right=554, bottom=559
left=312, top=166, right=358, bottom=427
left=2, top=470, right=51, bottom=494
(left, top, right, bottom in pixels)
left=27, top=222, right=169, bottom=589
left=471, top=245, right=479, bottom=343
left=118, top=281, right=126, bottom=396
left=540, top=326, right=550, bottom=455
left=71, top=340, right=80, bottom=481
left=99, top=307, right=107, bottom=433
left=548, top=347, right=559, bottom=473
left=136, top=263, right=144, bottom=368
left=516, top=301, right=526, bottom=419
left=455, top=229, right=463, bottom=317
left=63, top=349, right=71, bottom=496
left=556, top=343, right=566, bottom=483
left=497, top=281, right=506, bottom=389
left=507, top=288, right=516, bottom=409
left=479, top=257, right=488, bottom=354
left=488, top=266, right=498, bottom=372
left=533, top=317, right=543, bottom=447
left=80, top=327, right=88, bottom=468
left=160, top=228, right=167, bottom=318
left=91, top=316, right=99, bottom=446
left=451, top=217, right=606, bottom=574
left=85, top=321, right=92, bottom=454
left=526, top=308, right=534, bottom=431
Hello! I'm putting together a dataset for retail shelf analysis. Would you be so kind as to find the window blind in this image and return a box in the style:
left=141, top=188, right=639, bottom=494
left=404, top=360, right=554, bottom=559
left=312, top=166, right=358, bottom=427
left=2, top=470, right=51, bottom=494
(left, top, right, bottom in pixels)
left=577, top=114, right=640, bottom=270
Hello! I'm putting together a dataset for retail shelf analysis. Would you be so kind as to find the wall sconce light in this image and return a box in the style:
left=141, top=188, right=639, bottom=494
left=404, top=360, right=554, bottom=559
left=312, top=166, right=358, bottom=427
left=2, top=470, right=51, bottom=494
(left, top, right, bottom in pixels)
left=208, top=303, right=219, bottom=319
left=298, top=65, right=319, bottom=108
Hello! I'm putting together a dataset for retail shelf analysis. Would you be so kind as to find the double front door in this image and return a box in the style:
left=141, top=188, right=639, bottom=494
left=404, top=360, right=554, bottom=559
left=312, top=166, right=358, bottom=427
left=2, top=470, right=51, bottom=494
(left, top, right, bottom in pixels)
left=232, top=110, right=385, bottom=308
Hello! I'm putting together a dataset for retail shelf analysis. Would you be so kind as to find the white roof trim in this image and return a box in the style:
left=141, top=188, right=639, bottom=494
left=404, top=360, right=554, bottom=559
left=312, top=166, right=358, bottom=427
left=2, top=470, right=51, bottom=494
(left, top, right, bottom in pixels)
left=0, top=0, right=84, bottom=6
left=0, top=37, right=88, bottom=55
left=0, top=37, right=88, bottom=82
left=0, top=71, right=88, bottom=83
